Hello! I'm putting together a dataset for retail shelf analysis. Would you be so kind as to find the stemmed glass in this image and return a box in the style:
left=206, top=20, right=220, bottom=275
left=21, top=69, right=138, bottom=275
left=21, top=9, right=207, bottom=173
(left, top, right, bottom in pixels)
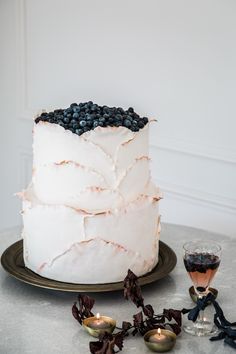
left=183, top=241, right=221, bottom=336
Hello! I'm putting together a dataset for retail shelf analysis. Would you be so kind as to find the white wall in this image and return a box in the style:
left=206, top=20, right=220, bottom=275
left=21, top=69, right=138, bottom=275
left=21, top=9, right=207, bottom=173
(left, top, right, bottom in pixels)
left=1, top=0, right=236, bottom=235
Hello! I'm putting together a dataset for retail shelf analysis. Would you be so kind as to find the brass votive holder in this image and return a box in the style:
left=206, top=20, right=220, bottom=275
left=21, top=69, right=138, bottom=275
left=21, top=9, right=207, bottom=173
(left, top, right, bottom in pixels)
left=189, top=286, right=218, bottom=303
left=82, top=313, right=116, bottom=338
left=144, top=328, right=176, bottom=352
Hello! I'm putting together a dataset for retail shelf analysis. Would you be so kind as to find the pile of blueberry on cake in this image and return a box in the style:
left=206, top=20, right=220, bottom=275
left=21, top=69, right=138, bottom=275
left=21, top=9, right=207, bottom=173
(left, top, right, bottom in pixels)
left=20, top=101, right=161, bottom=284
left=35, top=101, right=149, bottom=135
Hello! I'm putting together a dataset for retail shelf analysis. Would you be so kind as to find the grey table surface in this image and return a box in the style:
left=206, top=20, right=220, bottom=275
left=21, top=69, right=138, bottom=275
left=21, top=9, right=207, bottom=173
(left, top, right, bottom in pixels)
left=0, top=223, right=235, bottom=354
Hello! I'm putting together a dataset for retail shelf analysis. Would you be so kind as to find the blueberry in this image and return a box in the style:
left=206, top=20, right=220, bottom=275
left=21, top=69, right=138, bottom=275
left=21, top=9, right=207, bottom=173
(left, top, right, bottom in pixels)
left=73, top=112, right=79, bottom=119
left=58, top=120, right=64, bottom=127
left=117, top=107, right=124, bottom=114
left=93, top=120, right=99, bottom=128
left=128, top=107, right=134, bottom=113
left=131, top=125, right=139, bottom=131
left=83, top=126, right=90, bottom=132
left=103, top=113, right=109, bottom=119
left=79, top=120, right=87, bottom=127
left=138, top=120, right=144, bottom=128
left=73, top=106, right=80, bottom=113
left=75, top=128, right=83, bottom=135
left=70, top=103, right=77, bottom=108
left=70, top=119, right=77, bottom=125
left=143, top=117, right=148, bottom=124
left=86, top=120, right=93, bottom=127
left=85, top=113, right=94, bottom=120
left=124, top=119, right=131, bottom=128
left=115, top=114, right=122, bottom=120
left=63, top=117, right=70, bottom=124
left=132, top=120, right=138, bottom=126
left=35, top=117, right=41, bottom=124
left=103, top=106, right=109, bottom=113
left=108, top=117, right=114, bottom=124
left=91, top=104, right=98, bottom=111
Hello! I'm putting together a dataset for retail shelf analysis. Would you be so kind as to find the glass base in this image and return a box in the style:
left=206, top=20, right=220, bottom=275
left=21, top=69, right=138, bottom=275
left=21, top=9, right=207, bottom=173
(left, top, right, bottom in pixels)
left=183, top=319, right=218, bottom=337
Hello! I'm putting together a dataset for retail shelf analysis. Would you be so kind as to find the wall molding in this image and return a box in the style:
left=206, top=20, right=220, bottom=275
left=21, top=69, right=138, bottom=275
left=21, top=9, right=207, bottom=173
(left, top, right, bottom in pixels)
left=16, top=0, right=36, bottom=121
left=155, top=178, right=236, bottom=215
left=151, top=137, right=236, bottom=165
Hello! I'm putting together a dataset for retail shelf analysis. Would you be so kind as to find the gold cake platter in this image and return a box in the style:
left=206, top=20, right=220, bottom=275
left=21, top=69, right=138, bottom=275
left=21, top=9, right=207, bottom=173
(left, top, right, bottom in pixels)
left=1, top=240, right=177, bottom=292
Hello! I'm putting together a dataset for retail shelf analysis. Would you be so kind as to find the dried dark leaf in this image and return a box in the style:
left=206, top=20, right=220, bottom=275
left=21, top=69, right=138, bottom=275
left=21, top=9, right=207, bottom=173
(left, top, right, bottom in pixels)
left=133, top=311, right=144, bottom=327
left=114, top=332, right=125, bottom=350
left=163, top=309, right=182, bottom=326
left=143, top=304, right=154, bottom=318
left=89, top=333, right=116, bottom=354
left=72, top=302, right=81, bottom=323
left=167, top=323, right=182, bottom=335
left=90, top=341, right=104, bottom=354
left=123, top=269, right=144, bottom=308
left=122, top=321, right=132, bottom=331
left=78, top=294, right=95, bottom=318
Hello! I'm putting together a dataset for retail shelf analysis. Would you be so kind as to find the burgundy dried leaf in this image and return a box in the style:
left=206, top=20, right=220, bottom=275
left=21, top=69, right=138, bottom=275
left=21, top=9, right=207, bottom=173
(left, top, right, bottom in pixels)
left=132, top=328, right=138, bottom=336
left=133, top=311, right=144, bottom=327
left=167, top=323, right=182, bottom=335
left=123, top=269, right=144, bottom=308
left=89, top=332, right=122, bottom=354
left=78, top=294, right=95, bottom=318
left=90, top=341, right=104, bottom=354
left=114, top=332, right=125, bottom=350
left=163, top=309, right=182, bottom=327
left=133, top=311, right=148, bottom=335
left=143, top=304, right=154, bottom=318
left=98, top=332, right=114, bottom=342
left=122, top=321, right=132, bottom=331
left=72, top=302, right=81, bottom=323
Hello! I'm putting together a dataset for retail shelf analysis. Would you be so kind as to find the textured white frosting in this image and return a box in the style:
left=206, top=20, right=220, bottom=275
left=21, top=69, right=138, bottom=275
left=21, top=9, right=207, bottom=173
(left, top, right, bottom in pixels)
left=22, top=186, right=160, bottom=283
left=33, top=122, right=156, bottom=212
left=21, top=121, right=161, bottom=284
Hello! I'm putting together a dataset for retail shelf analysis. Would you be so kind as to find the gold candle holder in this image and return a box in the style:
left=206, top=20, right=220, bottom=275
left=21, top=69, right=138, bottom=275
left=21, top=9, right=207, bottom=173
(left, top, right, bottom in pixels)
left=144, top=328, right=176, bottom=352
left=82, top=313, right=116, bottom=338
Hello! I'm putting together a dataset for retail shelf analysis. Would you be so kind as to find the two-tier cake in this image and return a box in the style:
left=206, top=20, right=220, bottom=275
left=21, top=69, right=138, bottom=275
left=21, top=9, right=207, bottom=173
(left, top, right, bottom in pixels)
left=20, top=102, right=161, bottom=284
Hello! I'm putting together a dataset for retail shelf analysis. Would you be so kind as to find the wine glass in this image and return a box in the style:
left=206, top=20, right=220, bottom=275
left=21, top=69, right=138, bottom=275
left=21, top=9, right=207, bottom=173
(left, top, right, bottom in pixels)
left=183, top=240, right=221, bottom=336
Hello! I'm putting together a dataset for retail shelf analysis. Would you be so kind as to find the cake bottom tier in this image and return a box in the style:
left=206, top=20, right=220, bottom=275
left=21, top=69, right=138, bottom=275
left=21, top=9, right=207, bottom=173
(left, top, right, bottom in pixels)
left=22, top=194, right=160, bottom=284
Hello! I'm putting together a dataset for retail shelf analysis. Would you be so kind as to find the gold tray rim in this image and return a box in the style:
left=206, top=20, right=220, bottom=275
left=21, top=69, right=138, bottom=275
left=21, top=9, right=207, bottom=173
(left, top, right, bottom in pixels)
left=1, top=240, right=177, bottom=292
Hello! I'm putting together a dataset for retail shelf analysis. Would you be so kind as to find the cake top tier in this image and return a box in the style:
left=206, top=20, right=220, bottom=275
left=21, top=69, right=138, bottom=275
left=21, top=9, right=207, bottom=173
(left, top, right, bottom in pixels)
left=35, top=101, right=148, bottom=136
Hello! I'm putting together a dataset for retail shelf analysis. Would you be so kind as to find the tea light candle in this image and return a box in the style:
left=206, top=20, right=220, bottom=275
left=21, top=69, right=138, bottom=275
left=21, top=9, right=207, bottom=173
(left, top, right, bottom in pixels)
left=144, top=328, right=176, bottom=352
left=82, top=313, right=116, bottom=338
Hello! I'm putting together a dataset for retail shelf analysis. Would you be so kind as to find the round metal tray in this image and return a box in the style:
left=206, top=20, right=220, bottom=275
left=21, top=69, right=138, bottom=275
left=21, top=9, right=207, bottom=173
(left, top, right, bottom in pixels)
left=1, top=240, right=177, bottom=292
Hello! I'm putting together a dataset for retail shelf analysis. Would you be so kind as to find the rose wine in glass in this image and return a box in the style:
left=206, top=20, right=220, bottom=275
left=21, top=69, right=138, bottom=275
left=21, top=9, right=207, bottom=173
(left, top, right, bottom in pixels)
left=183, top=241, right=221, bottom=336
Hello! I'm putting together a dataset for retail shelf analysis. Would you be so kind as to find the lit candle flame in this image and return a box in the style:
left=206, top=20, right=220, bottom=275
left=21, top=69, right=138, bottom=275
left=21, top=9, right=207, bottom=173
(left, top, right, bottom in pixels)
left=96, top=313, right=100, bottom=320
left=157, top=328, right=161, bottom=336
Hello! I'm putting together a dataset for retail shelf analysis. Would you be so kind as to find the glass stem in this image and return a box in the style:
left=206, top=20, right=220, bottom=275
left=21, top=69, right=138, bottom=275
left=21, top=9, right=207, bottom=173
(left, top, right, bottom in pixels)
left=197, top=291, right=207, bottom=325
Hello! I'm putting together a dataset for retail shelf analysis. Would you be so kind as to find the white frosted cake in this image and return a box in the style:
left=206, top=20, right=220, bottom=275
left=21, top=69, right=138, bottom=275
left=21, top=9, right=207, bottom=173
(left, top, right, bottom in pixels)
left=20, top=102, right=161, bottom=284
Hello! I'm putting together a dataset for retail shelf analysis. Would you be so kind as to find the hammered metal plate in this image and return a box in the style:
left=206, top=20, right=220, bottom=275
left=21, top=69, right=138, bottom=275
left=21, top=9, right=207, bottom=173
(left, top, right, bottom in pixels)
left=1, top=240, right=177, bottom=292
